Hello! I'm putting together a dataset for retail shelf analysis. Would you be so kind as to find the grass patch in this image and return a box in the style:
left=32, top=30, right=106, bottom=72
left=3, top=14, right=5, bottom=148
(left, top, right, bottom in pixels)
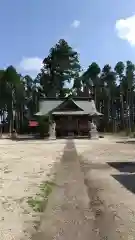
left=27, top=180, right=55, bottom=212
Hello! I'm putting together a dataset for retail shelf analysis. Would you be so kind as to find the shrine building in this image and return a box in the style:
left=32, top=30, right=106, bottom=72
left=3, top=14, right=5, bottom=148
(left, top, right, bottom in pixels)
left=35, top=96, right=102, bottom=139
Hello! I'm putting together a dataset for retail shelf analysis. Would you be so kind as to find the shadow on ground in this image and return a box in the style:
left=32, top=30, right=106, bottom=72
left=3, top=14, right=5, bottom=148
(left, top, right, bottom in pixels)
left=108, top=162, right=135, bottom=194
left=4, top=135, right=42, bottom=141
left=112, top=174, right=135, bottom=194
left=116, top=141, right=135, bottom=144
left=8, top=136, right=92, bottom=142
left=107, top=162, right=135, bottom=173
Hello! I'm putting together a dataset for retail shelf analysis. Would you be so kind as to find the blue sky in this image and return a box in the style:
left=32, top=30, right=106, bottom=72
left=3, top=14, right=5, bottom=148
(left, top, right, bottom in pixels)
left=1, top=0, right=135, bottom=77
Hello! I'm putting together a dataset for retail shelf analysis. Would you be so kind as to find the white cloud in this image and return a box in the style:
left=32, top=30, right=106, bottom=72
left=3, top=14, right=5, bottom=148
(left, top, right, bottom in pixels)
left=19, top=57, right=43, bottom=73
left=115, top=14, right=135, bottom=46
left=71, top=20, right=80, bottom=28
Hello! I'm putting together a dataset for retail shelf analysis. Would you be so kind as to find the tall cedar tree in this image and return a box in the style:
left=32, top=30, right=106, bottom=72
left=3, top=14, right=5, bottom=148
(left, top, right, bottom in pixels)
left=39, top=39, right=81, bottom=97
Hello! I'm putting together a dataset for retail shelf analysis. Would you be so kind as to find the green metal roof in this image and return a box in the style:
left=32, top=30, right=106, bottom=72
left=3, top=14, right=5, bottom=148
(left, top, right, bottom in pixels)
left=35, top=98, right=102, bottom=116
left=36, top=100, right=62, bottom=116
left=73, top=100, right=97, bottom=114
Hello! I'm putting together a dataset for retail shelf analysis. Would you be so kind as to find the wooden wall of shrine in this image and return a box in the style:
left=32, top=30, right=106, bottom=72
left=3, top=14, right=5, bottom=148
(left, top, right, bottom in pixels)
left=53, top=115, right=91, bottom=137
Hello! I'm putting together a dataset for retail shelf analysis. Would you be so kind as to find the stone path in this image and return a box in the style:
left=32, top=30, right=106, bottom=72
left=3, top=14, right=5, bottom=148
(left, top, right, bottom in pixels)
left=33, top=138, right=135, bottom=239
left=32, top=140, right=98, bottom=240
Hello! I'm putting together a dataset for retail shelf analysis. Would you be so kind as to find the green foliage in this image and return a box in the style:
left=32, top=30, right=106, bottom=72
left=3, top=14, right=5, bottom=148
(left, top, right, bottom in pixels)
left=27, top=197, right=44, bottom=212
left=21, top=119, right=29, bottom=134
left=39, top=39, right=81, bottom=97
left=1, top=39, right=135, bottom=134
left=38, top=115, right=49, bottom=138
left=27, top=181, right=54, bottom=212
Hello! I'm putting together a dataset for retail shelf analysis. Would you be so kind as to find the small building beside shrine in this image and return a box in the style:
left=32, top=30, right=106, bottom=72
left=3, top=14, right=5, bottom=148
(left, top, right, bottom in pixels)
left=35, top=96, right=102, bottom=139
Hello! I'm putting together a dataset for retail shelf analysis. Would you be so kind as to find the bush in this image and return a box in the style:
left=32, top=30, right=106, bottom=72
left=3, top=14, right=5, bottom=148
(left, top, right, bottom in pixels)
left=20, top=119, right=29, bottom=134
left=38, top=116, right=49, bottom=138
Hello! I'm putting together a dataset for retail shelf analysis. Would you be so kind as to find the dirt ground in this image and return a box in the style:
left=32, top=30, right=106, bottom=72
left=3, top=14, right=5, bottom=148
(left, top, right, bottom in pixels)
left=0, top=139, right=66, bottom=240
left=75, top=138, right=135, bottom=239
left=1, top=137, right=135, bottom=239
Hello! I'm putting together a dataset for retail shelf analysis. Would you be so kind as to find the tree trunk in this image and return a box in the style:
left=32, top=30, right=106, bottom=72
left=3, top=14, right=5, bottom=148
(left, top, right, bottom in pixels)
left=120, top=93, right=125, bottom=130
left=126, top=89, right=131, bottom=134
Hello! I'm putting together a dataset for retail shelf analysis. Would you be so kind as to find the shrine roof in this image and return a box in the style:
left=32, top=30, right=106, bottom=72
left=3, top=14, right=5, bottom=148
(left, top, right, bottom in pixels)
left=35, top=97, right=102, bottom=116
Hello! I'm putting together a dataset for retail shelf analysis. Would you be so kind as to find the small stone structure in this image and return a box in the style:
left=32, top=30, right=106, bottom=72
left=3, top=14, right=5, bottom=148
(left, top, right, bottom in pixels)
left=49, top=121, right=56, bottom=140
left=89, top=121, right=99, bottom=139
left=11, top=129, right=18, bottom=140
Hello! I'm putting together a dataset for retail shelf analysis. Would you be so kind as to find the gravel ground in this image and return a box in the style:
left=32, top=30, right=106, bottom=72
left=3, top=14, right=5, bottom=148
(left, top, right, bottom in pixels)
left=1, top=137, right=135, bottom=239
left=0, top=139, right=66, bottom=240
left=75, top=138, right=135, bottom=239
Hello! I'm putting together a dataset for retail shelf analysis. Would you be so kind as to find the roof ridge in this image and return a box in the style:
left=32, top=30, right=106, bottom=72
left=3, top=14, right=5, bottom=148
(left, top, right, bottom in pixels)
left=40, top=97, right=92, bottom=101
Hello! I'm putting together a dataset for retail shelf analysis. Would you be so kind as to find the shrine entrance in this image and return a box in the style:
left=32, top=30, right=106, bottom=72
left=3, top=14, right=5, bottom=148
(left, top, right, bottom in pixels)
left=53, top=114, right=90, bottom=138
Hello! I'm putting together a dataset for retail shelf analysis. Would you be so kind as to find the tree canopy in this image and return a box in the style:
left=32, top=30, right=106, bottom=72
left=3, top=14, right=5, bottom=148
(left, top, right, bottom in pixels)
left=1, top=38, right=135, bottom=134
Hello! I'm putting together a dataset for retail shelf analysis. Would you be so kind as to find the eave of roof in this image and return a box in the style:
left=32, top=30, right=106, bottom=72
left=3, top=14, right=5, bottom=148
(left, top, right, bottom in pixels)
left=52, top=111, right=89, bottom=115
left=35, top=97, right=103, bottom=116
left=40, top=96, right=92, bottom=101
